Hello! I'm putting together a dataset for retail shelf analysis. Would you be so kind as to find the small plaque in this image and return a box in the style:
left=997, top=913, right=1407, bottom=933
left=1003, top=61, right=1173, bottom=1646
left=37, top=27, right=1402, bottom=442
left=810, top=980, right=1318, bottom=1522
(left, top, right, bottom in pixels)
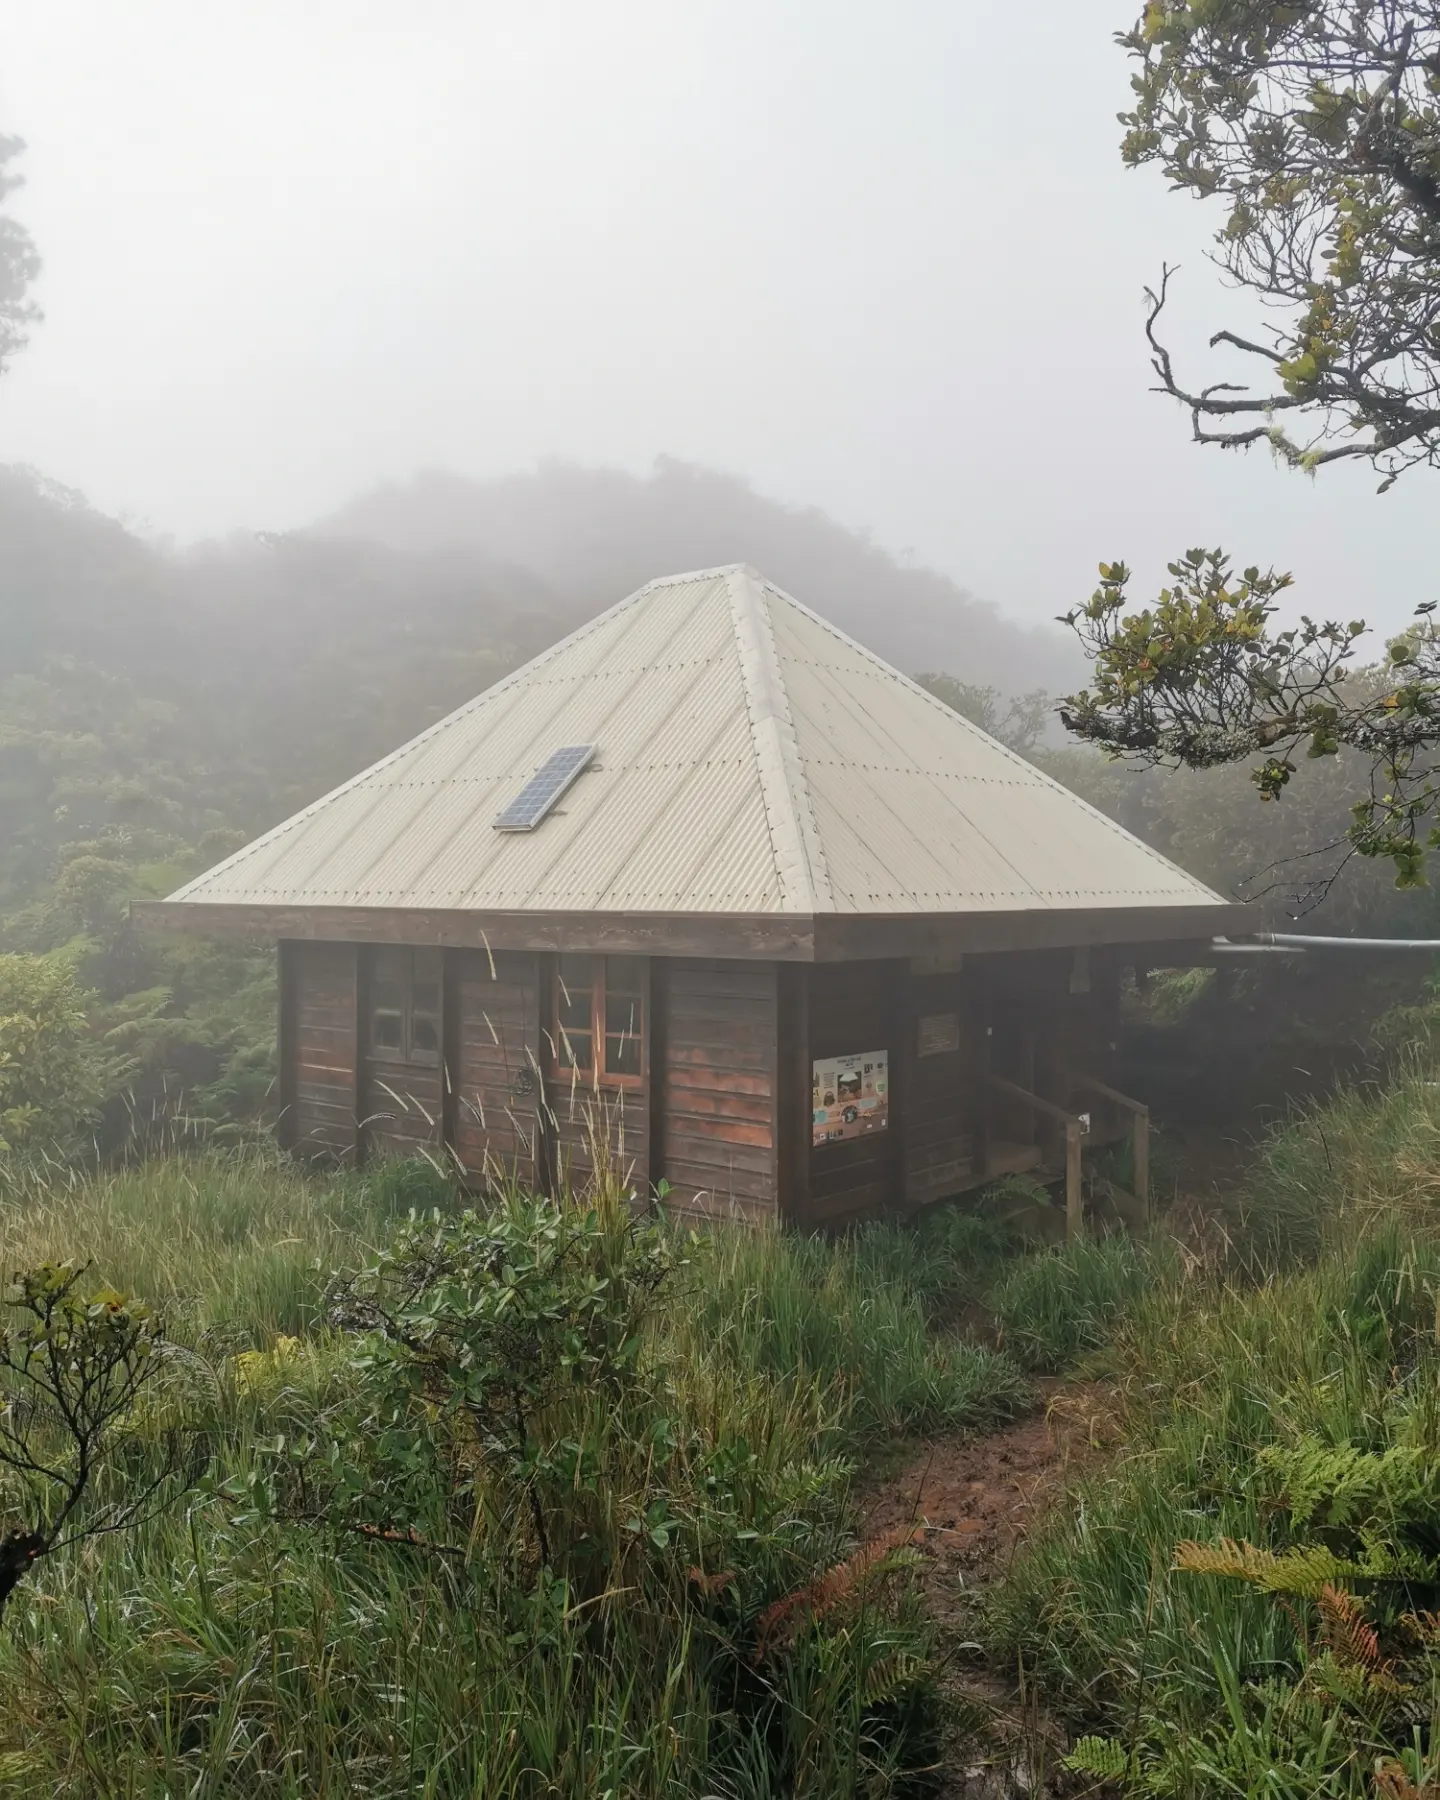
left=917, top=1012, right=960, bottom=1057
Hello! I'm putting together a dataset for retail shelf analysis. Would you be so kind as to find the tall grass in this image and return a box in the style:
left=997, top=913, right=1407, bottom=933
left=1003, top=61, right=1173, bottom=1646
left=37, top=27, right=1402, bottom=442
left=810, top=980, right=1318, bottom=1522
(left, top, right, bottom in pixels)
left=989, top=1207, right=1440, bottom=1797
left=1240, top=1054, right=1440, bottom=1263
left=0, top=1145, right=451, bottom=1341
left=0, top=1151, right=1021, bottom=1797
left=987, top=1234, right=1161, bottom=1373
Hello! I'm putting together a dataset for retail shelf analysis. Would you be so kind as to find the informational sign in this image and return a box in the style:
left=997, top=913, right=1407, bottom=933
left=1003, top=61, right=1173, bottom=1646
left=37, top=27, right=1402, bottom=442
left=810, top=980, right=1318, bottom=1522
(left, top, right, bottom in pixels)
left=812, top=1049, right=889, bottom=1146
left=917, top=1012, right=960, bottom=1057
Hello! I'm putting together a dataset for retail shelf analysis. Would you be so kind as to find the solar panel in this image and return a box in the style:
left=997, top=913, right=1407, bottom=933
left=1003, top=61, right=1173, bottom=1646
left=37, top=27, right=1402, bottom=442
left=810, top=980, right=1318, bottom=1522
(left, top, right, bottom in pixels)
left=493, top=744, right=597, bottom=831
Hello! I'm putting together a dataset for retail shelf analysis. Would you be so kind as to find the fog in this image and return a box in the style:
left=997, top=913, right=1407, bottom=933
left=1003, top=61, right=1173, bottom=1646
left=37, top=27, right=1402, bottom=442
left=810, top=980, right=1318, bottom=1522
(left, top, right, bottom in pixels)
left=0, top=0, right=1433, bottom=635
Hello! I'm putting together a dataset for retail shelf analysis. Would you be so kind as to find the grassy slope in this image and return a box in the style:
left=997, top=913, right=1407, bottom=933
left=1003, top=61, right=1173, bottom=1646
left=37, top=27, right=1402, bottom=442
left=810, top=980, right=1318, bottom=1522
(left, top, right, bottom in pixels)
left=987, top=1058, right=1440, bottom=1799
left=0, top=1154, right=1026, bottom=1800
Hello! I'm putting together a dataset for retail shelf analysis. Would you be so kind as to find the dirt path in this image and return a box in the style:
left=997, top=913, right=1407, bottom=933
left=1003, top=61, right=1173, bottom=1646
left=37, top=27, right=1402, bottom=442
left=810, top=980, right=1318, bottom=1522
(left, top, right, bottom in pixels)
left=859, top=1382, right=1121, bottom=1798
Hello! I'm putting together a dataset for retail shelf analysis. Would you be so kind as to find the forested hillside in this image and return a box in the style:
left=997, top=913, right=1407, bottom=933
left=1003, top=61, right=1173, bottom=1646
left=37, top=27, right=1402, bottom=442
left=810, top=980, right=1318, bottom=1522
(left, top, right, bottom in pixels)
left=4, top=456, right=1438, bottom=1149
left=0, top=459, right=1073, bottom=1141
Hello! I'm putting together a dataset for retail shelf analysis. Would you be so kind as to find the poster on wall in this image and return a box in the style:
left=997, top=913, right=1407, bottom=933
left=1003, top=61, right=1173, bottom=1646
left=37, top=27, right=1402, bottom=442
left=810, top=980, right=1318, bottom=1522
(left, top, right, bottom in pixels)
left=812, top=1049, right=889, bottom=1147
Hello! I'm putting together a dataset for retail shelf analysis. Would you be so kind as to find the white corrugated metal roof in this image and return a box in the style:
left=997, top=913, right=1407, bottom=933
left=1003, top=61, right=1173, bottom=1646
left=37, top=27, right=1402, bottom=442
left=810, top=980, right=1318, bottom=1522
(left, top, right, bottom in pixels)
left=164, top=566, right=1227, bottom=919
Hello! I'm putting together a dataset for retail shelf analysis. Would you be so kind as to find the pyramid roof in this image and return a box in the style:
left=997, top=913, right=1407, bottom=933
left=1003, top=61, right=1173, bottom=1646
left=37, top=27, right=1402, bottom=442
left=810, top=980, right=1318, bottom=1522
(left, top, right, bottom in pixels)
left=149, top=566, right=1238, bottom=957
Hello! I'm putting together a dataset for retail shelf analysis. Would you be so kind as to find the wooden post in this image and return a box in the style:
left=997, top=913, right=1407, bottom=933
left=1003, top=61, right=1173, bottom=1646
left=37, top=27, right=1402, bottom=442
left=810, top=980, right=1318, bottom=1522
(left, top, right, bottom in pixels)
left=1132, top=1106, right=1150, bottom=1227
left=275, top=940, right=297, bottom=1152
left=1065, top=1120, right=1084, bottom=1240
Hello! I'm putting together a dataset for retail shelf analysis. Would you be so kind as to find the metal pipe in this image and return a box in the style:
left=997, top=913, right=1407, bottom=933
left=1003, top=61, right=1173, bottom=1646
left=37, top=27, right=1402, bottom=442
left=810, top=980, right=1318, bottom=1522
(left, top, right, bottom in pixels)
left=1213, top=933, right=1440, bottom=953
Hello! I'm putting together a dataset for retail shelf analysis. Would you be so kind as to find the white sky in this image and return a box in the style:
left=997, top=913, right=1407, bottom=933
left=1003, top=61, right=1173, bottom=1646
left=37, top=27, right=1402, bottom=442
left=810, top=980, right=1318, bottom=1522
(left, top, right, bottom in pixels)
left=0, top=0, right=1432, bottom=633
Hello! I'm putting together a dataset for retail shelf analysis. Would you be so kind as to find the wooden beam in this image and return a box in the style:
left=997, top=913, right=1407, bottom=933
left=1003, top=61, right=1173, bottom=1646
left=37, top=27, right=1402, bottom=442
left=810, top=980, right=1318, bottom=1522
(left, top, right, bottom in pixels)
left=132, top=899, right=1247, bottom=966
left=1065, top=1120, right=1084, bottom=1241
left=275, top=940, right=297, bottom=1152
left=132, top=901, right=817, bottom=960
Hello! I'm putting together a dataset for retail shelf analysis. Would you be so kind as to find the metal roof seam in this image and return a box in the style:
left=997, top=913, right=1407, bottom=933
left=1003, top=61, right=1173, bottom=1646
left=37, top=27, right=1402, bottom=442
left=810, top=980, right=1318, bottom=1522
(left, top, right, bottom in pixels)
left=758, top=574, right=1228, bottom=902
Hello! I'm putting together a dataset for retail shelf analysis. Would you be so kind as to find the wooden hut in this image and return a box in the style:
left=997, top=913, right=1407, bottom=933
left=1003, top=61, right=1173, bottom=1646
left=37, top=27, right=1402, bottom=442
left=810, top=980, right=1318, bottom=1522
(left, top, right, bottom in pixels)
left=138, top=565, right=1240, bottom=1232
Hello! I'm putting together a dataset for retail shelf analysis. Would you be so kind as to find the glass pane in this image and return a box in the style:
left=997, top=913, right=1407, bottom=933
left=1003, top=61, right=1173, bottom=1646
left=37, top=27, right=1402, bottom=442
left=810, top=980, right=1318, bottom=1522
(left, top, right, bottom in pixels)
left=604, top=989, right=640, bottom=1037
left=557, top=954, right=594, bottom=1031
left=605, top=1033, right=641, bottom=1077
left=606, top=956, right=644, bottom=995
left=372, top=1008, right=403, bottom=1052
left=412, top=978, right=440, bottom=1017
left=411, top=1015, right=439, bottom=1057
left=558, top=1029, right=593, bottom=1071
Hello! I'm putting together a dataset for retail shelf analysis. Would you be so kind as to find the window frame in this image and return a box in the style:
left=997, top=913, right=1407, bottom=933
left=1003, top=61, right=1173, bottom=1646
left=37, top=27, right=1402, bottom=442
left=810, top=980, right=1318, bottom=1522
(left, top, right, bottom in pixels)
left=552, top=954, right=646, bottom=1091
left=366, top=947, right=443, bottom=1068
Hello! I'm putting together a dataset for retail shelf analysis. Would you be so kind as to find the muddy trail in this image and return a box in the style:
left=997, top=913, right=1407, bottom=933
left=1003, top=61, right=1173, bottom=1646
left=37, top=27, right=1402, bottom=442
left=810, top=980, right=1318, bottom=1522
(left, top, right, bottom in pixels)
left=859, top=1382, right=1121, bottom=1798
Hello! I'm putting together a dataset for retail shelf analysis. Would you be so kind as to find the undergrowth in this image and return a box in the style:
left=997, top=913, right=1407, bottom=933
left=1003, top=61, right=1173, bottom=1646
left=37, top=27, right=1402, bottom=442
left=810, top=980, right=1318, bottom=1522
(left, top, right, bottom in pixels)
left=0, top=1151, right=1026, bottom=1799
left=989, top=1059, right=1440, bottom=1799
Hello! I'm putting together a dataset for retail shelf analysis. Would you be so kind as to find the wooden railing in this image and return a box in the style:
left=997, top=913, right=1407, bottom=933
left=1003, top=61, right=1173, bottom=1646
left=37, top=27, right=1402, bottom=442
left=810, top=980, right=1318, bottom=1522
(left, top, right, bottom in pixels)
left=1075, top=1075, right=1149, bottom=1227
left=987, top=1072, right=1151, bottom=1238
left=988, top=1075, right=1088, bottom=1239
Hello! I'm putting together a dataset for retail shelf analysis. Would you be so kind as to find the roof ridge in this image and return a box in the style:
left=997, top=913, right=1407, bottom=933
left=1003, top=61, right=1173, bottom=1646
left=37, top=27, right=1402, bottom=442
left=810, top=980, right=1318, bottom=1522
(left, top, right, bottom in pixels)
left=754, top=574, right=1230, bottom=906
left=726, top=567, right=832, bottom=913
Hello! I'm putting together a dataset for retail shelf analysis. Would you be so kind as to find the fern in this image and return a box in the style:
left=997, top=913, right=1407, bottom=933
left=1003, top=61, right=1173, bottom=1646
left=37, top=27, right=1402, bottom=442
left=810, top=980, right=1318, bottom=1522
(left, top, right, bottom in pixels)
left=1063, top=1735, right=1128, bottom=1779
left=1175, top=1536, right=1365, bottom=1598
left=1258, top=1438, right=1434, bottom=1533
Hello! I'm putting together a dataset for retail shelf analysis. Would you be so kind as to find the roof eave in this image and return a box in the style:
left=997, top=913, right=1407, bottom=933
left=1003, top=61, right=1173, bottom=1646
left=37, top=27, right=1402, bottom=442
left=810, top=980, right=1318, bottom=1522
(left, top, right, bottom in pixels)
left=132, top=898, right=1247, bottom=963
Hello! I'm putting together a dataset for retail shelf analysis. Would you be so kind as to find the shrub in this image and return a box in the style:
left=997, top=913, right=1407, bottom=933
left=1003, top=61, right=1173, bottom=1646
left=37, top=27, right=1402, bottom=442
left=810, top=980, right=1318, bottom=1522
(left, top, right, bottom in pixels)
left=0, top=953, right=108, bottom=1154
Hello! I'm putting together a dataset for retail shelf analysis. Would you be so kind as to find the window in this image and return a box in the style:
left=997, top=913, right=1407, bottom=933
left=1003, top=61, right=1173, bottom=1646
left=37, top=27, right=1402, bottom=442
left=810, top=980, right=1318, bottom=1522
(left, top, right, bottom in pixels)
left=368, top=948, right=442, bottom=1064
left=554, top=954, right=644, bottom=1085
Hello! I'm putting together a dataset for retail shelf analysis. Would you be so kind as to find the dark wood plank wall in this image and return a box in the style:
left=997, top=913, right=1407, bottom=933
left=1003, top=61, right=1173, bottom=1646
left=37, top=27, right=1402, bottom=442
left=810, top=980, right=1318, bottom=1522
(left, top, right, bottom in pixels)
left=659, top=958, right=778, bottom=1223
left=806, top=959, right=903, bottom=1226
left=900, top=966, right=983, bottom=1208
left=363, top=1054, right=443, bottom=1160
left=450, top=949, right=542, bottom=1189
left=286, top=941, right=359, bottom=1160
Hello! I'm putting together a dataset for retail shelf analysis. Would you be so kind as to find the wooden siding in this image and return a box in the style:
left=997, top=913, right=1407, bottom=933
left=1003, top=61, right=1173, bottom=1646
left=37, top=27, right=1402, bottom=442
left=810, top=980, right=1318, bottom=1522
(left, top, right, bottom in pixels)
left=449, top=950, right=543, bottom=1187
left=807, top=960, right=902, bottom=1226
left=900, top=966, right=982, bottom=1208
left=659, top=959, right=778, bottom=1223
left=286, top=941, right=359, bottom=1160
left=363, top=1054, right=443, bottom=1160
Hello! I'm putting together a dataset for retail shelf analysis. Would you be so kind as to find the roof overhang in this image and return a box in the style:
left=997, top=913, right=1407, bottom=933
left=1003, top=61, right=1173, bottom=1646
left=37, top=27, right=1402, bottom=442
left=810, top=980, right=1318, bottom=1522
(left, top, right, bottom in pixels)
left=132, top=899, right=1250, bottom=962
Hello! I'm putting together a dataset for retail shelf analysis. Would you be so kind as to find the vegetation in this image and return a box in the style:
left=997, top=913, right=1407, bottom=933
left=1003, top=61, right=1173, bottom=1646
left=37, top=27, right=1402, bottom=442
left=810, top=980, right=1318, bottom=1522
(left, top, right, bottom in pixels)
left=0, top=1150, right=1030, bottom=1797
left=1120, top=2, right=1440, bottom=485
left=0, top=130, right=40, bottom=377
left=986, top=1044, right=1440, bottom=1798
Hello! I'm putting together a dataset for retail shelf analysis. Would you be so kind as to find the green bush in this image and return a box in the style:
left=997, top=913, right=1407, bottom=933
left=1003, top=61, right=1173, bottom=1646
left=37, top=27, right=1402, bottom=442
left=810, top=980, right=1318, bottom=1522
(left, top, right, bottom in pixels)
left=987, top=1233, right=1158, bottom=1372
left=0, top=1155, right=969, bottom=1796
left=0, top=952, right=108, bottom=1154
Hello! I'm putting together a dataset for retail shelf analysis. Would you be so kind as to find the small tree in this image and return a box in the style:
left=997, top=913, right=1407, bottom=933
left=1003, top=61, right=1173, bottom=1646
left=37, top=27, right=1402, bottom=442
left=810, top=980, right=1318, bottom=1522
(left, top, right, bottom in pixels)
left=0, top=132, right=40, bottom=378
left=0, top=1264, right=200, bottom=1625
left=0, top=954, right=107, bottom=1154
left=1121, top=2, right=1440, bottom=486
left=1060, top=551, right=1440, bottom=894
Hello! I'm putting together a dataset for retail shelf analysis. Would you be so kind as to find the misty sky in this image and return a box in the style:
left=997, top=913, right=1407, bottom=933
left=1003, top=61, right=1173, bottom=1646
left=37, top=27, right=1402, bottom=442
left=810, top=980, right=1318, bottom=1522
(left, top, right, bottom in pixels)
left=0, top=0, right=1433, bottom=636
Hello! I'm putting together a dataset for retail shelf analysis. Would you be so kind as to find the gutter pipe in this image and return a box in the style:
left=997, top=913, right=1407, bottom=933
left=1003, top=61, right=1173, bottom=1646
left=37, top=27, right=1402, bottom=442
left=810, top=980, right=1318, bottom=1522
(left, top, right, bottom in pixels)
left=1211, top=933, right=1440, bottom=954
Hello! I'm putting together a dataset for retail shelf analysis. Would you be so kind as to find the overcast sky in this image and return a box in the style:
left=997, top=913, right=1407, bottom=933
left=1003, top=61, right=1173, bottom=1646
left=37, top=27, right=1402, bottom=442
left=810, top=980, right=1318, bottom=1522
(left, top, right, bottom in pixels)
left=0, top=0, right=1433, bottom=634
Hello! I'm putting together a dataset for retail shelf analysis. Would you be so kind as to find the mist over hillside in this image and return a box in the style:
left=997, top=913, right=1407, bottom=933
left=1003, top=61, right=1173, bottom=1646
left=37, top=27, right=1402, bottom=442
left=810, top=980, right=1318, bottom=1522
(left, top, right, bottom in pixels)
left=320, top=458, right=1081, bottom=693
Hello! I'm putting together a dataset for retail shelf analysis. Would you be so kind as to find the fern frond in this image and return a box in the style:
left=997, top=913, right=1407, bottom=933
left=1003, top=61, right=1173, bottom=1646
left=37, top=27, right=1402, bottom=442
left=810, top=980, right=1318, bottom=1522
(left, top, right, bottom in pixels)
left=1175, top=1537, right=1363, bottom=1598
left=1063, top=1736, right=1128, bottom=1779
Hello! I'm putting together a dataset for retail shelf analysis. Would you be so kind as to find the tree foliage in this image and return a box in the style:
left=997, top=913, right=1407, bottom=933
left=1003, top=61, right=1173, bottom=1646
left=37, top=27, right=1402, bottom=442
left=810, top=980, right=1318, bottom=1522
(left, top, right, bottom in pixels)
left=0, top=1263, right=199, bottom=1625
left=1061, top=551, right=1440, bottom=891
left=0, top=134, right=40, bottom=379
left=0, top=954, right=107, bottom=1153
left=1123, top=1, right=1440, bottom=484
